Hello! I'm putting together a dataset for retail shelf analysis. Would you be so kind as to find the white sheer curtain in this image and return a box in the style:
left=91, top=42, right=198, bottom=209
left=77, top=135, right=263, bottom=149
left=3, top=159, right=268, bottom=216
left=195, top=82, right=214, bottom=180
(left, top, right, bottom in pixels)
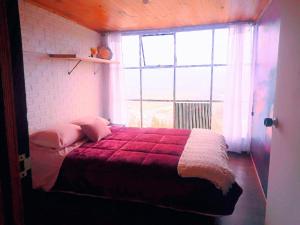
left=103, top=32, right=125, bottom=124
left=223, top=24, right=254, bottom=153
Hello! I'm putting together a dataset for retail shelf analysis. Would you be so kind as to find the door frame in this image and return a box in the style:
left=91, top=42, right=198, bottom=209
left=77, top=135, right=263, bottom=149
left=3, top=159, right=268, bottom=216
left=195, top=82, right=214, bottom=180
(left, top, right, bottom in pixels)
left=0, top=0, right=30, bottom=224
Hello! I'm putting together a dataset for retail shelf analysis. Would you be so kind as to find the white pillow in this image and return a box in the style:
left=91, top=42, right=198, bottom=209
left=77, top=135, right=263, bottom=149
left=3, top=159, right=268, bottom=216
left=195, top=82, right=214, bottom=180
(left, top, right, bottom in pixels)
left=30, top=124, right=84, bottom=149
left=80, top=118, right=111, bottom=142
left=72, top=116, right=110, bottom=126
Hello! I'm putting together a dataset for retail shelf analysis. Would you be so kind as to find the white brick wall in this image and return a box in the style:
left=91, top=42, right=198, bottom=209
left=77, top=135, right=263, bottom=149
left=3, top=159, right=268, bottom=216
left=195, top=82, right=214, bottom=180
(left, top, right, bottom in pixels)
left=19, top=0, right=104, bottom=132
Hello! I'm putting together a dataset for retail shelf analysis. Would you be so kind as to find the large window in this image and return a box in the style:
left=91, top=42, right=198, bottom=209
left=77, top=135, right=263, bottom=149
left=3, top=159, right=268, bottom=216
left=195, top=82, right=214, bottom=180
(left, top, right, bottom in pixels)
left=122, top=28, right=230, bottom=133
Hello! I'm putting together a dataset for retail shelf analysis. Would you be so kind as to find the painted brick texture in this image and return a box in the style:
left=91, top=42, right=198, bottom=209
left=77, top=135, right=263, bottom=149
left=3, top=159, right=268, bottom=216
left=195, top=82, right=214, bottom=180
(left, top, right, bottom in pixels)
left=18, top=0, right=104, bottom=132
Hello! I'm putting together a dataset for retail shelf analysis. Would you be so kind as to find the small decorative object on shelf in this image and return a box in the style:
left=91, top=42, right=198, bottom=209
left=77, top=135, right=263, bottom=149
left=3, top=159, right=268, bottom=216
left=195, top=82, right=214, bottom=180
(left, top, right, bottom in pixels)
left=90, top=47, right=97, bottom=57
left=97, top=46, right=113, bottom=60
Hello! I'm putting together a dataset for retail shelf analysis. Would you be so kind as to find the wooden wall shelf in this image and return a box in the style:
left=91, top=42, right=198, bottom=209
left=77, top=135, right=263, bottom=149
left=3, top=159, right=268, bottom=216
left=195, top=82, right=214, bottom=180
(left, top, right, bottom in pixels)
left=48, top=54, right=119, bottom=75
left=49, top=54, right=119, bottom=64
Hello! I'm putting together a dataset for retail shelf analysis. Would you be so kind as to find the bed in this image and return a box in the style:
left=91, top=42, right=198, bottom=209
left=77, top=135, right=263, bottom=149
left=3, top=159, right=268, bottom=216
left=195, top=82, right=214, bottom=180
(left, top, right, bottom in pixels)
left=30, top=125, right=242, bottom=216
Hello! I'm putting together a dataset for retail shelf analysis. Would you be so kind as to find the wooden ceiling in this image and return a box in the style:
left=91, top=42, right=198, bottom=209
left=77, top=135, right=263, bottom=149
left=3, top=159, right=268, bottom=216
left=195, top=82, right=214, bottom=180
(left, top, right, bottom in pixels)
left=27, top=0, right=271, bottom=32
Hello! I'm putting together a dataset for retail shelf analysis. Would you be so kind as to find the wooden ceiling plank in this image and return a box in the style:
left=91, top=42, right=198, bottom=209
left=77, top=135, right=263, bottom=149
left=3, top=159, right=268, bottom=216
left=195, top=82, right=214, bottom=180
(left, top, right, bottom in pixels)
left=25, top=0, right=271, bottom=32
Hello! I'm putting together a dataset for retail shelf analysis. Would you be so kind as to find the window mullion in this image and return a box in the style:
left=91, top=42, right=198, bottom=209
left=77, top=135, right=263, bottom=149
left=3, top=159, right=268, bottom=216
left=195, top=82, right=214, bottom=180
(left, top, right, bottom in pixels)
left=209, top=29, right=215, bottom=129
left=139, top=35, right=143, bottom=128
left=173, top=33, right=176, bottom=128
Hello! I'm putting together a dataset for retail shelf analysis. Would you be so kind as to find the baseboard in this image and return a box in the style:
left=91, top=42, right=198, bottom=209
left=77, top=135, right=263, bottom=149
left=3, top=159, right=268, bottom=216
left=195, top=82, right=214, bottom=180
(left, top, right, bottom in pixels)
left=249, top=152, right=267, bottom=202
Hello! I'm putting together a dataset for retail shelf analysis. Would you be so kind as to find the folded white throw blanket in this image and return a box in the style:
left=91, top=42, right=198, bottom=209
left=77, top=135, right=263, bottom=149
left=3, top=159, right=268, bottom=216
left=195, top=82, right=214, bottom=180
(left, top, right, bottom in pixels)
left=177, top=129, right=235, bottom=194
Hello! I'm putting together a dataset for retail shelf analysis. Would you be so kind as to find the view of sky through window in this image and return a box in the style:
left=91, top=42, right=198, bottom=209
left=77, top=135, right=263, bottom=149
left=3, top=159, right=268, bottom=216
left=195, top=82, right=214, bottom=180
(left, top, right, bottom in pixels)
left=121, top=26, right=252, bottom=133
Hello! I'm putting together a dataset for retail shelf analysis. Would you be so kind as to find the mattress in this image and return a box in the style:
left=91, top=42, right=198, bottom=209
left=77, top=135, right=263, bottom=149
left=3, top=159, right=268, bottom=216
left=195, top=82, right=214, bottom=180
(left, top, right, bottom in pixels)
left=51, top=126, right=242, bottom=215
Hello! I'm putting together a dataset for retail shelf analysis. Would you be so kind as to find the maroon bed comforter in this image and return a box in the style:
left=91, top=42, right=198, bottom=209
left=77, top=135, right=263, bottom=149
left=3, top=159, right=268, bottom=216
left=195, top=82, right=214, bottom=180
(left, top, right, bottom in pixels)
left=54, top=126, right=242, bottom=215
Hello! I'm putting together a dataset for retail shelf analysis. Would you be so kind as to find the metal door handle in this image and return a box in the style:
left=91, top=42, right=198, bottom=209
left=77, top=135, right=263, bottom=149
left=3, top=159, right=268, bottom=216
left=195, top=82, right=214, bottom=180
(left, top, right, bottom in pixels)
left=264, top=118, right=278, bottom=127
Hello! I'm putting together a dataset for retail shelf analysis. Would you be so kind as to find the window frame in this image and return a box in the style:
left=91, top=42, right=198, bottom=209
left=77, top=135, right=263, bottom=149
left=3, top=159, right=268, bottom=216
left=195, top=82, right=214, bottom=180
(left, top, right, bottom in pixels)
left=122, top=25, right=232, bottom=128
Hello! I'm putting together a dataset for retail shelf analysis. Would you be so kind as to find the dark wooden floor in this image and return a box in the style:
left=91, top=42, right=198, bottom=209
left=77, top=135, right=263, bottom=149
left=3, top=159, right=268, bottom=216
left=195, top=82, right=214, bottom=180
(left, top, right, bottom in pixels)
left=216, top=153, right=266, bottom=225
left=28, top=153, right=266, bottom=225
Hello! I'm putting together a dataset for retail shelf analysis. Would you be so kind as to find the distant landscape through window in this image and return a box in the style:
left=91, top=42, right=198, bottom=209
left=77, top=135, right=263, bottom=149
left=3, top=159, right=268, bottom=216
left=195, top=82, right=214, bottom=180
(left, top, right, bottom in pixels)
left=122, top=28, right=230, bottom=133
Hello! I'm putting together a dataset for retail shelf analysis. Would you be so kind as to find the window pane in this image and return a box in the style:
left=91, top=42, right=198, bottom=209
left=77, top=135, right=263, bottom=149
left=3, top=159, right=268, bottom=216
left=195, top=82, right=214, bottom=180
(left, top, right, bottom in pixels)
left=212, top=66, right=227, bottom=101
left=142, top=101, right=173, bottom=128
left=142, top=35, right=174, bottom=66
left=214, top=28, right=229, bottom=64
left=176, top=67, right=211, bottom=100
left=211, top=102, right=224, bottom=134
left=176, top=30, right=212, bottom=65
left=142, top=68, right=173, bottom=100
left=122, top=35, right=139, bottom=67
left=126, top=101, right=141, bottom=127
left=124, top=69, right=140, bottom=99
